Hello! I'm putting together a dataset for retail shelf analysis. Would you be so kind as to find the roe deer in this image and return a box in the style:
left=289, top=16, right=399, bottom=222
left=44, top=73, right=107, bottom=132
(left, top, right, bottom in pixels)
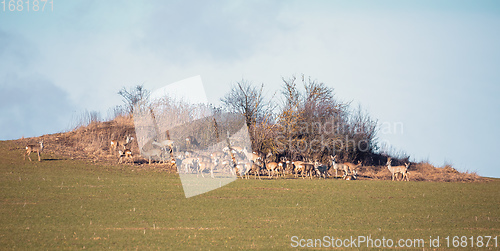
left=111, top=135, right=133, bottom=152
left=152, top=139, right=174, bottom=150
left=276, top=157, right=287, bottom=178
left=197, top=160, right=215, bottom=178
left=265, top=160, right=279, bottom=179
left=344, top=170, right=358, bottom=180
left=401, top=164, right=410, bottom=181
left=343, top=161, right=362, bottom=179
left=241, top=147, right=261, bottom=164
left=330, top=155, right=342, bottom=178
left=248, top=162, right=262, bottom=180
left=292, top=160, right=315, bottom=179
left=386, top=157, right=409, bottom=181
left=313, top=161, right=329, bottom=179
left=181, top=157, right=198, bottom=174
left=118, top=149, right=133, bottom=163
left=141, top=148, right=164, bottom=164
left=24, top=140, right=44, bottom=161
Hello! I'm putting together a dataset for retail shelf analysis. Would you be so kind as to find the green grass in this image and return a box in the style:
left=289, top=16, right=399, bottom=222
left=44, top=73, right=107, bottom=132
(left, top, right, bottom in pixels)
left=1, top=140, right=499, bottom=249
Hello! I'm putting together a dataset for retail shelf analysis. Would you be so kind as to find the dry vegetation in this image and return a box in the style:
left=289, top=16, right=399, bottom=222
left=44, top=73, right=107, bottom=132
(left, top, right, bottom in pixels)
left=17, top=116, right=168, bottom=167
left=355, top=163, right=484, bottom=182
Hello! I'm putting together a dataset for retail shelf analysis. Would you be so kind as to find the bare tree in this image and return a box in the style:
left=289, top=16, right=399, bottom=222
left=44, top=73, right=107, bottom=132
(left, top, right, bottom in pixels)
left=277, top=76, right=304, bottom=159
left=118, top=85, right=150, bottom=115
left=221, top=80, right=275, bottom=153
left=221, top=80, right=268, bottom=127
left=276, top=75, right=351, bottom=160
left=347, top=104, right=378, bottom=161
left=220, top=75, right=380, bottom=165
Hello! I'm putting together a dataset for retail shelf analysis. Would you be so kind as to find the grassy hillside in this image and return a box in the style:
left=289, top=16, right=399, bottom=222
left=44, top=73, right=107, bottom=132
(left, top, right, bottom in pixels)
left=1, top=140, right=499, bottom=249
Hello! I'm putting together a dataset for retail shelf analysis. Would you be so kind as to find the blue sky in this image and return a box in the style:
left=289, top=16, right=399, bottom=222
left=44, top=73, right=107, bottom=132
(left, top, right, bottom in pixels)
left=1, top=0, right=499, bottom=178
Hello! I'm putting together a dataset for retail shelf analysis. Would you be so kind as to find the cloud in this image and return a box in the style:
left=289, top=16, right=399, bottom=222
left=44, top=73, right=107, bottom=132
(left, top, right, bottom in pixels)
left=0, top=30, right=39, bottom=74
left=0, top=74, right=78, bottom=140
left=139, top=0, right=290, bottom=63
left=0, top=29, right=77, bottom=140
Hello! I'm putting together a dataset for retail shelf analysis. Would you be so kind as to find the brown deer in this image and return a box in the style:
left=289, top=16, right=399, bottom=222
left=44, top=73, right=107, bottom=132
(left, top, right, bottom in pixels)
left=24, top=140, right=44, bottom=162
left=118, top=149, right=133, bottom=163
left=387, top=157, right=410, bottom=181
left=110, top=135, right=133, bottom=153
left=141, top=148, right=163, bottom=164
left=343, top=161, right=362, bottom=179
left=292, top=160, right=315, bottom=179
left=330, top=155, right=341, bottom=178
left=265, top=159, right=279, bottom=179
left=197, top=159, right=215, bottom=178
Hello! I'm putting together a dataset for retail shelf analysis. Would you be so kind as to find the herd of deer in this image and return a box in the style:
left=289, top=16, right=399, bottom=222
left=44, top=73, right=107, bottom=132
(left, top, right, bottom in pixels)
left=22, top=136, right=411, bottom=181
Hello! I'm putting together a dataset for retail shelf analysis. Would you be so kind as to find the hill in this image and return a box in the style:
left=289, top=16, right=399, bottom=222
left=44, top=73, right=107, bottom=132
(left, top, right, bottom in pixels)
left=12, top=116, right=487, bottom=183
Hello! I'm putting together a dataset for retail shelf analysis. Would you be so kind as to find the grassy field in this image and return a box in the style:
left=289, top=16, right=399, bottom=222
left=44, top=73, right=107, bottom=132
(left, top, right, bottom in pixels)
left=1, top=140, right=499, bottom=249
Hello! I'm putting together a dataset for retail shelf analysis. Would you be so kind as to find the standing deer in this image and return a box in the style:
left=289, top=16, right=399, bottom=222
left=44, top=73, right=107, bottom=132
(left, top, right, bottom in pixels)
left=401, top=164, right=410, bottom=181
left=264, top=160, right=278, bottom=179
left=24, top=140, right=44, bottom=161
left=313, top=161, right=329, bottom=179
left=330, top=155, right=341, bottom=178
left=151, top=139, right=175, bottom=163
left=152, top=139, right=174, bottom=149
left=292, top=161, right=304, bottom=178
left=181, top=157, right=198, bottom=174
left=197, top=159, right=215, bottom=178
left=284, top=158, right=294, bottom=176
left=304, top=159, right=316, bottom=179
left=276, top=157, right=287, bottom=178
left=292, top=160, right=315, bottom=179
left=110, top=135, right=134, bottom=153
left=248, top=162, right=262, bottom=180
left=141, top=148, right=163, bottom=164
left=330, top=156, right=354, bottom=179
left=241, top=147, right=261, bottom=164
left=343, top=161, right=362, bottom=179
left=386, top=157, right=410, bottom=181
